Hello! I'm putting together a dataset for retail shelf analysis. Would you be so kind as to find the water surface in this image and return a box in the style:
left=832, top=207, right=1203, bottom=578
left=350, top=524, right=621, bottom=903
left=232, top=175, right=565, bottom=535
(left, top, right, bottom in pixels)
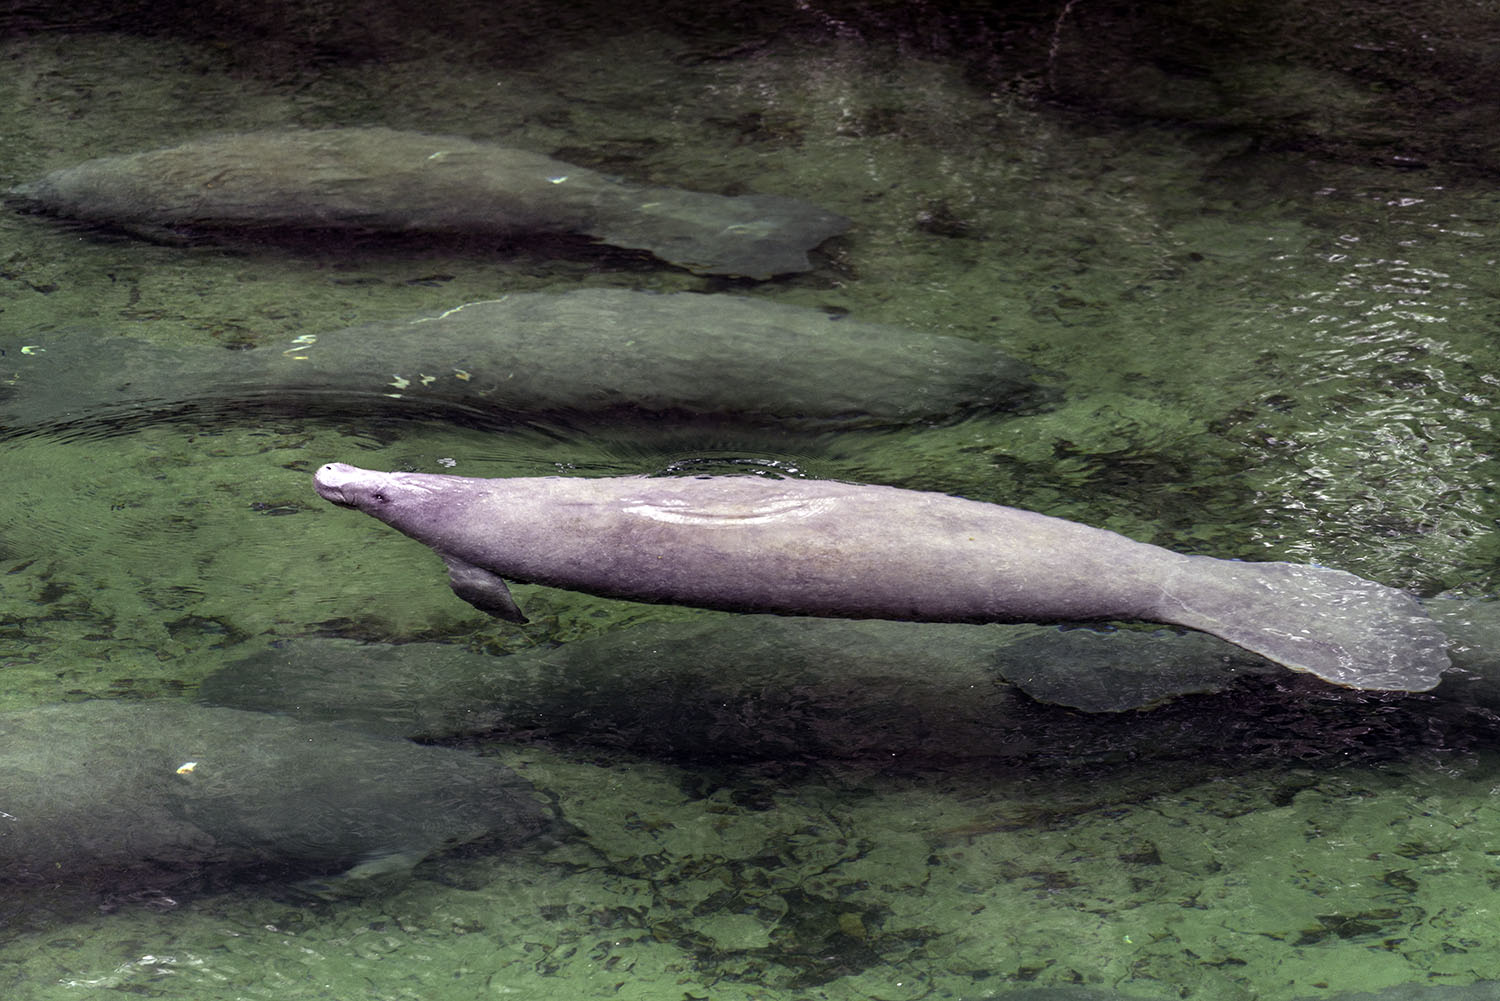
left=2, top=3, right=1499, bottom=999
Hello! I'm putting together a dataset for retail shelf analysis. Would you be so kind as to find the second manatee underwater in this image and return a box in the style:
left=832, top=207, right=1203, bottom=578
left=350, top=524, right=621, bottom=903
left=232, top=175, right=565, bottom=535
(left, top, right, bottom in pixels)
left=0, top=289, right=1042, bottom=433
left=8, top=126, right=850, bottom=278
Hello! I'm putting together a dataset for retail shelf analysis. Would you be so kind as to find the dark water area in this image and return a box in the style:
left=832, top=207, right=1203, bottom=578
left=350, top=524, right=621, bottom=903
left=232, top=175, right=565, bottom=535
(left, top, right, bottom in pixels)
left=4, top=2, right=1500, bottom=998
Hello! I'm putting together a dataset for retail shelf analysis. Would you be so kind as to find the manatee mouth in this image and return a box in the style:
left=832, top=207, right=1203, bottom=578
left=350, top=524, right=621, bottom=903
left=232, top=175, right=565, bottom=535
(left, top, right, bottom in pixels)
left=313, top=462, right=362, bottom=507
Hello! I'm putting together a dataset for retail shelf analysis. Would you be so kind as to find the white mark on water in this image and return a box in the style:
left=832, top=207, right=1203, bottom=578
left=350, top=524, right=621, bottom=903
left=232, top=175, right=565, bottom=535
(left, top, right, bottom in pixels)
left=412, top=298, right=509, bottom=323
left=282, top=334, right=317, bottom=359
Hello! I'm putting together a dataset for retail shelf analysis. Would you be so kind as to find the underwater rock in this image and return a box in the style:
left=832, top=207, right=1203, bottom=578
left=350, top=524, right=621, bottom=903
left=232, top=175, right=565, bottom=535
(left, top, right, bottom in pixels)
left=312, top=463, right=1450, bottom=692
left=0, top=700, right=548, bottom=892
left=8, top=126, right=849, bottom=278
left=0, top=289, right=1042, bottom=433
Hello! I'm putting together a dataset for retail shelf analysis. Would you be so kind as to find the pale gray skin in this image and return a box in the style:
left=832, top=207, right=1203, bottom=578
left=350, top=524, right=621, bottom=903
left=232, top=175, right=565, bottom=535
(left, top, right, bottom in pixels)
left=8, top=127, right=850, bottom=278
left=985, top=985, right=1500, bottom=1001
left=312, top=463, right=1451, bottom=691
left=0, top=290, right=1041, bottom=433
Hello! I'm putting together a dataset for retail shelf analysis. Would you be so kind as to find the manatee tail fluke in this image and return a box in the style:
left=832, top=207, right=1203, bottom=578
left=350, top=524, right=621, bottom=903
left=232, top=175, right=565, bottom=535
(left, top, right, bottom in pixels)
left=1158, top=557, right=1450, bottom=691
left=595, top=189, right=850, bottom=279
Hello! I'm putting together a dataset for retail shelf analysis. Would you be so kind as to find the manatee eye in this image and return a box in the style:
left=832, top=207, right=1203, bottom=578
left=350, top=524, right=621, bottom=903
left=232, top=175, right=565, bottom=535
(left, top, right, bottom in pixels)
left=371, top=490, right=389, bottom=503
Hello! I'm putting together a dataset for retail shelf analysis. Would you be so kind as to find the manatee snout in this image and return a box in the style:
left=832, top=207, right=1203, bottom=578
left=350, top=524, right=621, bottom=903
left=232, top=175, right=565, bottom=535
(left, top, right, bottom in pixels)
left=5, top=180, right=49, bottom=212
left=313, top=462, right=367, bottom=508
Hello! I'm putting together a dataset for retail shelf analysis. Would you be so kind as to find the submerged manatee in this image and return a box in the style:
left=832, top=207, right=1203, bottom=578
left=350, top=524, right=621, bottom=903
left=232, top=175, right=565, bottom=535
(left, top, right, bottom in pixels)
left=201, top=613, right=1492, bottom=776
left=200, top=619, right=1024, bottom=761
left=0, top=700, right=548, bottom=892
left=196, top=616, right=1290, bottom=762
left=0, top=289, right=1042, bottom=433
left=200, top=602, right=1500, bottom=757
left=8, top=127, right=850, bottom=278
left=311, top=464, right=1450, bottom=692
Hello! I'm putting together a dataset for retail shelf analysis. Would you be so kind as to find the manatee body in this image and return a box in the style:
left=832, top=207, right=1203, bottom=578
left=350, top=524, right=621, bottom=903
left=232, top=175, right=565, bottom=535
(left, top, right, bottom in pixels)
left=311, top=464, right=1450, bottom=692
left=200, top=616, right=1488, bottom=781
left=201, top=619, right=1027, bottom=761
left=198, top=618, right=1270, bottom=760
left=8, top=127, right=849, bottom=278
left=0, top=700, right=548, bottom=892
left=200, top=605, right=1500, bottom=753
left=0, top=290, right=1040, bottom=433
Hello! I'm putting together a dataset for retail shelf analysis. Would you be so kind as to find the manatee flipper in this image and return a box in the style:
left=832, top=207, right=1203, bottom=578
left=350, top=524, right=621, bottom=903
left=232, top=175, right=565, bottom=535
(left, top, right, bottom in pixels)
left=1158, top=557, right=1449, bottom=691
left=444, top=556, right=527, bottom=622
left=595, top=189, right=850, bottom=279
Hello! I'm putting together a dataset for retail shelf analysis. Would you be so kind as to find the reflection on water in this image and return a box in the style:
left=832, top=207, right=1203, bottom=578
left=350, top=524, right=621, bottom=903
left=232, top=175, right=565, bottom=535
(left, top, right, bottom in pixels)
left=1218, top=195, right=1500, bottom=590
left=651, top=451, right=813, bottom=478
left=4, top=4, right=1500, bottom=1000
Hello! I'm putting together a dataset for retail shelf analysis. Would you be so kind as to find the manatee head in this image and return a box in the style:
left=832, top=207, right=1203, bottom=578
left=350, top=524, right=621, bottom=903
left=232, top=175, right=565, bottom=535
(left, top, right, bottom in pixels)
left=314, top=462, right=449, bottom=515
left=313, top=462, right=472, bottom=542
left=314, top=462, right=393, bottom=510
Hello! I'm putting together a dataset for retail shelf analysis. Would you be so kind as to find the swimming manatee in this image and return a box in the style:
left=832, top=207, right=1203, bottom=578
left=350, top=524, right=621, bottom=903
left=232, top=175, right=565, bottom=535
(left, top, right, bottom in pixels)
left=198, top=602, right=1500, bottom=759
left=199, top=618, right=1027, bottom=761
left=200, top=613, right=1490, bottom=779
left=8, top=127, right=850, bottom=278
left=0, top=289, right=1042, bottom=433
left=310, top=464, right=1450, bottom=692
left=0, top=700, right=549, bottom=893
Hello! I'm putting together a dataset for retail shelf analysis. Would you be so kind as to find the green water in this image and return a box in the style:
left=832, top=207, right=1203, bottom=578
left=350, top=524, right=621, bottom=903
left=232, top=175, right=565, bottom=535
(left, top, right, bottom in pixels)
left=2, top=3, right=1499, bottom=998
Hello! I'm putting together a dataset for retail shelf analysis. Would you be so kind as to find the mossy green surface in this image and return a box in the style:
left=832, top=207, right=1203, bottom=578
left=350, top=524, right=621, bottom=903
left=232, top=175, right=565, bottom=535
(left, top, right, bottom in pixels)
left=3, top=4, right=1500, bottom=999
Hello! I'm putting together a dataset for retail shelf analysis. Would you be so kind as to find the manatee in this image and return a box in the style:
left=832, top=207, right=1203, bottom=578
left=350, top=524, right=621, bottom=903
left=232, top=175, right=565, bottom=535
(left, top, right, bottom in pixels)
left=197, top=617, right=1272, bottom=761
left=0, top=700, right=549, bottom=893
left=310, top=464, right=1450, bottom=692
left=199, top=619, right=1027, bottom=761
left=0, top=289, right=1042, bottom=434
left=200, top=614, right=1491, bottom=778
left=199, top=604, right=1500, bottom=752
left=7, top=127, right=850, bottom=278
